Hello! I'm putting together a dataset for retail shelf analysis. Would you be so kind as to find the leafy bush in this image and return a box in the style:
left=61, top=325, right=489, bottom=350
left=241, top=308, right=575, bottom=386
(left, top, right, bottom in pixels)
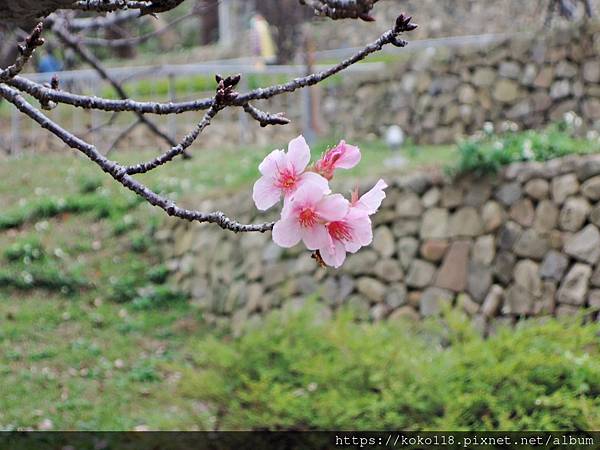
left=147, top=265, right=170, bottom=284
left=107, top=275, right=140, bottom=303
left=0, top=263, right=88, bottom=294
left=129, top=360, right=161, bottom=383
left=131, top=285, right=187, bottom=310
left=78, top=177, right=103, bottom=194
left=1, top=237, right=88, bottom=294
left=178, top=306, right=600, bottom=431
left=108, top=272, right=184, bottom=307
left=111, top=215, right=138, bottom=236
left=452, top=117, right=600, bottom=176
left=130, top=233, right=151, bottom=253
left=4, top=237, right=45, bottom=263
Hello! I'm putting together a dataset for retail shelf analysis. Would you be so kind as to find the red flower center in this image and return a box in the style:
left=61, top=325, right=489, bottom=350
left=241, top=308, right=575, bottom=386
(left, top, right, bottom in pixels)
left=327, top=220, right=353, bottom=242
left=276, top=168, right=297, bottom=192
left=298, top=207, right=318, bottom=228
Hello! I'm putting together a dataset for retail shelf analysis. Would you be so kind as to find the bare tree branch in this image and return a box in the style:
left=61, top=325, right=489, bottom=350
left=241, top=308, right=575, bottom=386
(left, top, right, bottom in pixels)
left=0, top=0, right=75, bottom=26
left=72, top=1, right=153, bottom=13
left=0, top=83, right=275, bottom=233
left=52, top=23, right=180, bottom=150
left=300, top=0, right=380, bottom=21
left=8, top=75, right=214, bottom=114
left=1, top=0, right=383, bottom=27
left=0, top=13, right=417, bottom=233
left=0, top=0, right=187, bottom=27
left=0, top=23, right=45, bottom=82
left=68, top=10, right=141, bottom=31
left=105, top=118, right=143, bottom=156
left=77, top=12, right=195, bottom=48
left=125, top=96, right=221, bottom=174
left=243, top=104, right=290, bottom=128
left=9, top=15, right=416, bottom=116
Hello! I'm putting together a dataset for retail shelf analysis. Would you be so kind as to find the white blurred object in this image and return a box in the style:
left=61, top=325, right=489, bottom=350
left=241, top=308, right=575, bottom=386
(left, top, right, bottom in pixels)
left=483, top=121, right=494, bottom=135
left=385, top=154, right=408, bottom=168
left=385, top=125, right=405, bottom=151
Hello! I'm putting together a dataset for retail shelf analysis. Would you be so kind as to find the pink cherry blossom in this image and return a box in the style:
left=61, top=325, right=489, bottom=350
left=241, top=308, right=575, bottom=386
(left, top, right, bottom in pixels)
left=272, top=182, right=349, bottom=251
left=314, top=140, right=361, bottom=180
left=253, top=135, right=329, bottom=211
left=319, top=208, right=373, bottom=268
left=351, top=179, right=388, bottom=215
left=319, top=179, right=388, bottom=268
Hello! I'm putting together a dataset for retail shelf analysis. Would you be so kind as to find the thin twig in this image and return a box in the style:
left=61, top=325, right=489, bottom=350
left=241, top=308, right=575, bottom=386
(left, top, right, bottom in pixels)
left=0, top=23, right=45, bottom=82
left=242, top=104, right=290, bottom=127
left=125, top=102, right=220, bottom=174
left=53, top=24, right=180, bottom=150
left=8, top=75, right=214, bottom=114
left=0, top=83, right=274, bottom=233
left=79, top=12, right=194, bottom=47
left=1, top=14, right=417, bottom=232
left=9, top=17, right=415, bottom=117
left=105, top=118, right=142, bottom=156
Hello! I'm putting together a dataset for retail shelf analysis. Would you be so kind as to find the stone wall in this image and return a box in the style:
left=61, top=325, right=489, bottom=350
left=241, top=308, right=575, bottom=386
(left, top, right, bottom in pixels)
left=323, top=21, right=600, bottom=144
left=159, top=154, right=600, bottom=335
left=311, top=0, right=599, bottom=49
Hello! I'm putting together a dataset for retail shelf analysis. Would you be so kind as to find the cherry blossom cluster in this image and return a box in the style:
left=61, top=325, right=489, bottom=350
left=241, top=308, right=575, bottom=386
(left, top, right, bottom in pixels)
left=253, top=136, right=387, bottom=268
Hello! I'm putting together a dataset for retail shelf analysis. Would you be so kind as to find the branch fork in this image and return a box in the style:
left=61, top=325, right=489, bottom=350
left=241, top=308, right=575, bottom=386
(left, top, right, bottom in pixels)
left=0, top=13, right=418, bottom=234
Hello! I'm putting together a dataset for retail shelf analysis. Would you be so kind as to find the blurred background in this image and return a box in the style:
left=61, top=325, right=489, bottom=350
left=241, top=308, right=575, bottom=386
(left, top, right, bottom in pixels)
left=1, top=0, right=600, bottom=431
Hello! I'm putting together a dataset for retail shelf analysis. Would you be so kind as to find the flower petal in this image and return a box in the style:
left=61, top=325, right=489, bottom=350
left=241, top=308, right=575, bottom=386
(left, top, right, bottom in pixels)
left=272, top=217, right=302, bottom=248
left=345, top=209, right=373, bottom=252
left=347, top=208, right=373, bottom=246
left=335, top=141, right=361, bottom=169
left=356, top=179, right=388, bottom=215
left=298, top=172, right=331, bottom=195
left=344, top=241, right=362, bottom=253
left=287, top=135, right=311, bottom=172
left=320, top=240, right=347, bottom=268
left=289, top=180, right=326, bottom=206
left=301, top=224, right=330, bottom=250
left=252, top=176, right=281, bottom=211
left=258, top=149, right=285, bottom=177
left=317, top=193, right=349, bottom=222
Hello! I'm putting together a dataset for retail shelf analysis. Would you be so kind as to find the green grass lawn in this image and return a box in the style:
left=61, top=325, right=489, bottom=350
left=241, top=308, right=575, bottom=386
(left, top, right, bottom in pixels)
left=0, top=138, right=452, bottom=430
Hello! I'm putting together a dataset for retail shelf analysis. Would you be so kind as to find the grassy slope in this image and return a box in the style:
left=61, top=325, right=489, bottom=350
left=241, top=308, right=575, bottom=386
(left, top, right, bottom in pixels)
left=0, top=139, right=452, bottom=430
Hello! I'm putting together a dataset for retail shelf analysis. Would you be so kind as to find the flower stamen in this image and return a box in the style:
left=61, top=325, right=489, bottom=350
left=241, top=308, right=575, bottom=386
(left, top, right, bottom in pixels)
left=328, top=220, right=353, bottom=242
left=298, top=207, right=318, bottom=228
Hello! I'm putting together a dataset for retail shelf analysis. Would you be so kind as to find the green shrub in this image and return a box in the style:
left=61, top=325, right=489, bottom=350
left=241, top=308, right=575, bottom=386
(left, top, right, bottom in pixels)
left=147, top=264, right=170, bottom=284
left=452, top=118, right=599, bottom=176
left=0, top=264, right=88, bottom=293
left=107, top=275, right=140, bottom=303
left=1, top=237, right=88, bottom=293
left=78, top=177, right=103, bottom=194
left=178, top=306, right=600, bottom=431
left=111, top=215, right=138, bottom=236
left=130, top=233, right=151, bottom=253
left=4, top=237, right=45, bottom=263
left=131, top=286, right=187, bottom=310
